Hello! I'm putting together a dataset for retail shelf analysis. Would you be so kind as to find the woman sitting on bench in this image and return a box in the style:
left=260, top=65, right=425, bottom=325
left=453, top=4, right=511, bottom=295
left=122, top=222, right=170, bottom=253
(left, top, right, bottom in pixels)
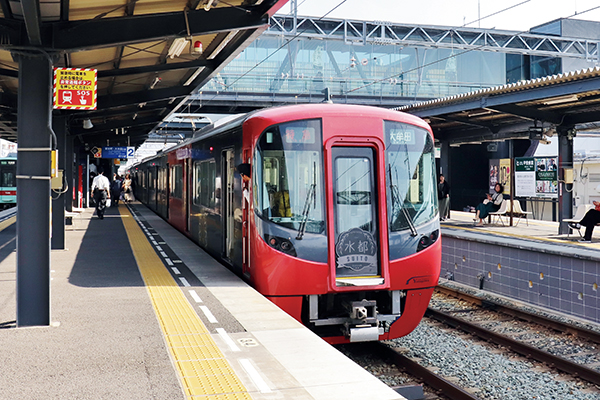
left=569, top=200, right=600, bottom=243
left=474, top=183, right=504, bottom=227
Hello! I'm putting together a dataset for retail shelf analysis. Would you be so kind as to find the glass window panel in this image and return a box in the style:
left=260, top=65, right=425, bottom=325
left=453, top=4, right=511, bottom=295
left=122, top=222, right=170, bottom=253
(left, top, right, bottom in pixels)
left=385, top=121, right=437, bottom=231
left=254, top=119, right=325, bottom=235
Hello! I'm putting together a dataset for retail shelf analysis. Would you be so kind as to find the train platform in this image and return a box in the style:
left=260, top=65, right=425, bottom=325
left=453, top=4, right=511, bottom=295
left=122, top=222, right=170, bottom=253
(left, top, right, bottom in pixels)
left=442, top=210, right=600, bottom=250
left=440, top=210, right=600, bottom=327
left=0, top=204, right=403, bottom=400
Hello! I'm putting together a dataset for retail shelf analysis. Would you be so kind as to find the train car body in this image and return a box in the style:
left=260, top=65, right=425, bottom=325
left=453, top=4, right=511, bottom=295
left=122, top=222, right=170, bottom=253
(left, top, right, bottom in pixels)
left=133, top=104, right=441, bottom=344
left=0, top=156, right=16, bottom=209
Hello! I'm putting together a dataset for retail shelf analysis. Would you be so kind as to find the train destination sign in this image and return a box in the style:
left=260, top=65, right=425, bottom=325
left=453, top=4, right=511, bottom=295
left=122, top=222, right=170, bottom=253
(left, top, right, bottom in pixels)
left=101, top=146, right=135, bottom=159
left=53, top=68, right=97, bottom=110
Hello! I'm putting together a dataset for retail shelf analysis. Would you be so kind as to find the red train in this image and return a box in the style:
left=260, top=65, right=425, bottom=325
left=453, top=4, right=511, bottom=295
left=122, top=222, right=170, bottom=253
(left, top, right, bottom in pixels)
left=132, top=104, right=441, bottom=344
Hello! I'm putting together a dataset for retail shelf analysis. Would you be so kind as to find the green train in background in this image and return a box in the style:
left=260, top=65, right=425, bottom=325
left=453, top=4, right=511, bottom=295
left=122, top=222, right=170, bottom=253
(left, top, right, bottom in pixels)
left=0, top=156, right=16, bottom=209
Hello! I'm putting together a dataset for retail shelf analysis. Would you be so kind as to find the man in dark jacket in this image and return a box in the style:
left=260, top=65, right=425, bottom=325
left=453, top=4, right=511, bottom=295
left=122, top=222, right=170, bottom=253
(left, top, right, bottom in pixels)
left=438, top=174, right=450, bottom=221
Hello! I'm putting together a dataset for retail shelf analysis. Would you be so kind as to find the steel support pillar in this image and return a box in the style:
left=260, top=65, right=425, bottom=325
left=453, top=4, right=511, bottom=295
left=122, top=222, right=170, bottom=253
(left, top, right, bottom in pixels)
left=51, top=116, right=66, bottom=250
left=557, top=126, right=575, bottom=235
left=16, top=54, right=53, bottom=327
left=65, top=136, right=73, bottom=212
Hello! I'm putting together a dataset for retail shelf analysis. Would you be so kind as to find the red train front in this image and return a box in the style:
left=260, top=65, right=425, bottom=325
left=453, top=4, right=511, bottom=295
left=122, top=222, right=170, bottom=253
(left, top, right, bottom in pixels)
left=134, top=104, right=441, bottom=344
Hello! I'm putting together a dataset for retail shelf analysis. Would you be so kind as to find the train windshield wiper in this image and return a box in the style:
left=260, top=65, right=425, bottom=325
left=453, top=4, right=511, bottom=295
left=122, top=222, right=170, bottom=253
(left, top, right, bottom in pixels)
left=389, top=164, right=417, bottom=237
left=296, top=162, right=317, bottom=240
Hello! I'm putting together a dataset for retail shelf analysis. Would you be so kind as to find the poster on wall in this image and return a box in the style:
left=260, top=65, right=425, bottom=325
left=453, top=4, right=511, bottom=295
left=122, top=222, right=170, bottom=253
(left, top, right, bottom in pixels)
left=489, top=159, right=511, bottom=195
left=515, top=156, right=558, bottom=198
left=515, top=158, right=536, bottom=197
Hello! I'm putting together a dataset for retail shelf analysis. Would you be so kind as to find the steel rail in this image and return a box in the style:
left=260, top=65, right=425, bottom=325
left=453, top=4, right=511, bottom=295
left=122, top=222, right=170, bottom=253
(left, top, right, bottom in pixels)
left=370, top=342, right=482, bottom=400
left=425, top=308, right=600, bottom=386
left=435, top=286, right=600, bottom=345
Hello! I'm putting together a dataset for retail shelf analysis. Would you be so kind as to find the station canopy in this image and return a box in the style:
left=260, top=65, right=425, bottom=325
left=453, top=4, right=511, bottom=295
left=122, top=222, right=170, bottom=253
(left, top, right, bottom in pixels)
left=0, top=0, right=286, bottom=145
left=398, top=67, right=600, bottom=146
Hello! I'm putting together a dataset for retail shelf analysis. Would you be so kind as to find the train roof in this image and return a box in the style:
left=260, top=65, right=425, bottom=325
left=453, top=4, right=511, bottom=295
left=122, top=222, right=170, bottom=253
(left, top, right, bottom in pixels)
left=146, top=104, right=432, bottom=162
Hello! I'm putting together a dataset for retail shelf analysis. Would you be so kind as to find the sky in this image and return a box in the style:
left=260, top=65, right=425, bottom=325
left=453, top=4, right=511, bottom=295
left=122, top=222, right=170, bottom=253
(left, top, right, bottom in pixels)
left=277, top=0, right=600, bottom=32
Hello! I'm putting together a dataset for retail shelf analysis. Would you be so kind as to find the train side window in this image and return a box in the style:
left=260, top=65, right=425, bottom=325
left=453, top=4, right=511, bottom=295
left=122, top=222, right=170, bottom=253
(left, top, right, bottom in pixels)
left=193, top=160, right=216, bottom=208
left=170, top=165, right=183, bottom=199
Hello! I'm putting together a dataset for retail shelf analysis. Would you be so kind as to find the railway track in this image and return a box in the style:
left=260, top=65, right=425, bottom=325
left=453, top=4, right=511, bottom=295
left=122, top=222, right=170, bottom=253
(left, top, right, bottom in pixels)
left=340, top=285, right=600, bottom=400
left=369, top=342, right=482, bottom=400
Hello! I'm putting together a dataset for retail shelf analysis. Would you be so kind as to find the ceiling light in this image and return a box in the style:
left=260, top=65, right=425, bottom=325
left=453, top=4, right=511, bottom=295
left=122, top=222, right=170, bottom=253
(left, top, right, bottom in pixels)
left=543, top=94, right=579, bottom=105
left=183, top=67, right=205, bottom=86
left=204, top=0, right=215, bottom=11
left=208, top=31, right=237, bottom=60
left=83, top=118, right=93, bottom=129
left=168, top=38, right=189, bottom=59
left=467, top=110, right=492, bottom=117
left=150, top=76, right=162, bottom=89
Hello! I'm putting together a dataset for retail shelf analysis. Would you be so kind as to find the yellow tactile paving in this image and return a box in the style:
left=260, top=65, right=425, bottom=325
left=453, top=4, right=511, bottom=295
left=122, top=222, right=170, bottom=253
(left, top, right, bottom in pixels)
left=119, top=205, right=250, bottom=400
left=0, top=215, right=16, bottom=232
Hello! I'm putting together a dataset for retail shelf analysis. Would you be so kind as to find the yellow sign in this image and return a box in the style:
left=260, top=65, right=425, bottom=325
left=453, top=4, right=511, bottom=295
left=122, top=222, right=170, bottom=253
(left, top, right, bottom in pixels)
left=499, top=158, right=511, bottom=195
left=53, top=68, right=97, bottom=110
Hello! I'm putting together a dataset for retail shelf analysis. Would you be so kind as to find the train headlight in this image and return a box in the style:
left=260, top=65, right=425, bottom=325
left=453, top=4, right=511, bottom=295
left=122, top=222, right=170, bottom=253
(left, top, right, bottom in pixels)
left=417, top=229, right=439, bottom=252
left=264, top=234, right=297, bottom=257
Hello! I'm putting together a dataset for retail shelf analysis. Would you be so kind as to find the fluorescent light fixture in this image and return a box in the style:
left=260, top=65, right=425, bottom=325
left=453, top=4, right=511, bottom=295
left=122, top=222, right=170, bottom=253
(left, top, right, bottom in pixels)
left=467, top=110, right=492, bottom=117
left=208, top=31, right=237, bottom=60
left=204, top=0, right=215, bottom=11
left=543, top=94, right=578, bottom=105
left=168, top=38, right=188, bottom=59
left=183, top=67, right=205, bottom=86
left=150, top=76, right=161, bottom=89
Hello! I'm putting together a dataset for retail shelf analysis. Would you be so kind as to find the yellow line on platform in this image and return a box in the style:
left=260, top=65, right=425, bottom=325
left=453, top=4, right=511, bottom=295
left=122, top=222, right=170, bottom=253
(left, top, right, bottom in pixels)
left=119, top=205, right=250, bottom=400
left=0, top=215, right=16, bottom=232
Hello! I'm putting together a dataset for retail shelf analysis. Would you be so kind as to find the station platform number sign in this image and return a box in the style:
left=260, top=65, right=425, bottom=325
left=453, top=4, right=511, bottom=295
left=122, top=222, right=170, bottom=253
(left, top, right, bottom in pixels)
left=53, top=68, right=97, bottom=110
left=101, top=146, right=135, bottom=159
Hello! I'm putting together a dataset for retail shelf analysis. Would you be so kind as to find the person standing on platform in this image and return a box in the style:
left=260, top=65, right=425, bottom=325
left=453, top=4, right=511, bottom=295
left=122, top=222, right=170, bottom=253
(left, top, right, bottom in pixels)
left=438, top=174, right=450, bottom=221
left=122, top=173, right=135, bottom=203
left=91, top=167, right=111, bottom=219
left=569, top=201, right=600, bottom=243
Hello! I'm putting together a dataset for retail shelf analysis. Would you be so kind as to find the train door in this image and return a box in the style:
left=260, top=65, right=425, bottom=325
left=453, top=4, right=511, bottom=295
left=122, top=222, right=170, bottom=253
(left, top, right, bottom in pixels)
left=222, top=149, right=235, bottom=260
left=166, top=163, right=170, bottom=219
left=331, top=146, right=383, bottom=285
left=184, top=159, right=190, bottom=232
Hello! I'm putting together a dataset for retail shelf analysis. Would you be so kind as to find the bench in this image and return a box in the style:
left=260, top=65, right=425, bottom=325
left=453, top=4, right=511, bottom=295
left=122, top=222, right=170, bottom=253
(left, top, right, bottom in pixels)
left=508, top=199, right=532, bottom=226
left=486, top=199, right=532, bottom=226
left=563, top=204, right=595, bottom=237
left=488, top=199, right=510, bottom=225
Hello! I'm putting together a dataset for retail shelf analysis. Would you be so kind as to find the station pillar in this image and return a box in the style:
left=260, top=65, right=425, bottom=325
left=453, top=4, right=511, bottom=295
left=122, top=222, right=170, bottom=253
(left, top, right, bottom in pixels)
left=557, top=126, right=575, bottom=235
left=16, top=54, right=53, bottom=327
left=65, top=136, right=73, bottom=212
left=51, top=115, right=66, bottom=250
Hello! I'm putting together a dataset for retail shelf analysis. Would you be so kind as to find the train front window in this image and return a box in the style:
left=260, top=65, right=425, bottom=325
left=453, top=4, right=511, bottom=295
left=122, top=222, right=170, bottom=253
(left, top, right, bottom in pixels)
left=384, top=121, right=437, bottom=231
left=0, top=160, right=16, bottom=187
left=254, top=119, right=325, bottom=235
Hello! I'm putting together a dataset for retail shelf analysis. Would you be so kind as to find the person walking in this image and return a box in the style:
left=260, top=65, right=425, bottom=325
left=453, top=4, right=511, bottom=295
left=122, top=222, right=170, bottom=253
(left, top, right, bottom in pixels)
left=91, top=167, right=111, bottom=219
left=111, top=174, right=122, bottom=207
left=438, top=174, right=450, bottom=221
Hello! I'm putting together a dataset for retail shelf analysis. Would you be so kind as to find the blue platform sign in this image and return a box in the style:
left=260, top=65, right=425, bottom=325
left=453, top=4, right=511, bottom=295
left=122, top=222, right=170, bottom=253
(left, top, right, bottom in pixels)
left=102, top=146, right=135, bottom=159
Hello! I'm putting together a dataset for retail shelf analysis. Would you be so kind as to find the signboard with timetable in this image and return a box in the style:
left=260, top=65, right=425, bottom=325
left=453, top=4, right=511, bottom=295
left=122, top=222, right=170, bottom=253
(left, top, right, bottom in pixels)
left=53, top=68, right=97, bottom=110
left=101, top=146, right=135, bottom=159
left=515, top=156, right=558, bottom=198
